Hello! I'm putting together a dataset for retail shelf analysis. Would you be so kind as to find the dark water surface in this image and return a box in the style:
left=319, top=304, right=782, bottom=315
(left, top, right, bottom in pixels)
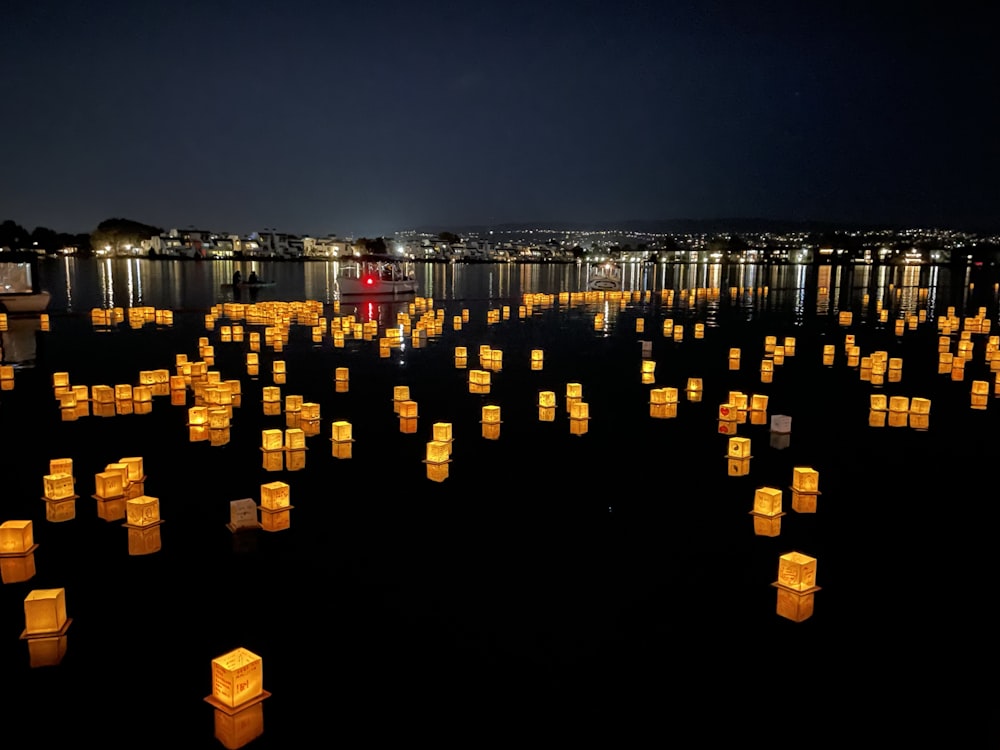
left=0, top=259, right=993, bottom=743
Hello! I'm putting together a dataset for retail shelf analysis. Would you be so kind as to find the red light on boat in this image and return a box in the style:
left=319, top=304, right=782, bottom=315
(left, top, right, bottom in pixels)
left=364, top=276, right=375, bottom=286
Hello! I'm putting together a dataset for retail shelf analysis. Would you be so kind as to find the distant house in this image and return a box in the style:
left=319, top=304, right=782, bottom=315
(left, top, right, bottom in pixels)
left=302, top=237, right=350, bottom=259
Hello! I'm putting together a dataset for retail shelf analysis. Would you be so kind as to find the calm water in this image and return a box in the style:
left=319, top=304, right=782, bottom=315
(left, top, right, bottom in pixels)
left=1, top=258, right=992, bottom=744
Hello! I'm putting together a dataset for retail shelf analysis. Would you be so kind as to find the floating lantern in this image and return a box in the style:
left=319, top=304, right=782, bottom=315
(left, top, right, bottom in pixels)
left=43, top=473, right=75, bottom=502
left=641, top=359, right=656, bottom=384
left=822, top=345, right=835, bottom=367
left=432, top=422, right=453, bottom=448
left=791, top=466, right=819, bottom=493
left=753, top=487, right=783, bottom=516
left=259, top=481, right=292, bottom=532
left=888, top=395, right=909, bottom=413
left=729, top=348, right=741, bottom=370
left=838, top=311, right=852, bottom=326
left=125, top=495, right=161, bottom=528
left=749, top=487, right=785, bottom=536
left=910, top=398, right=931, bottom=430
left=568, top=401, right=590, bottom=436
left=790, top=467, right=821, bottom=512
left=93, top=471, right=124, bottom=500
left=759, top=358, right=774, bottom=383
left=672, top=325, right=684, bottom=342
left=845, top=346, right=860, bottom=368
left=950, top=357, right=966, bottom=381
left=971, top=380, right=989, bottom=410
left=694, top=323, right=704, bottom=339
left=284, top=427, right=305, bottom=451
left=226, top=499, right=260, bottom=534
left=209, top=408, right=230, bottom=430
left=727, top=437, right=751, bottom=458
left=783, top=336, right=796, bottom=356
left=206, top=648, right=269, bottom=713
left=22, top=588, right=71, bottom=638
left=662, top=319, right=674, bottom=337
left=531, top=349, right=544, bottom=371
left=718, top=401, right=737, bottom=422
left=772, top=551, right=820, bottom=622
left=480, top=404, right=502, bottom=440
left=0, top=520, right=37, bottom=556
left=423, top=440, right=452, bottom=482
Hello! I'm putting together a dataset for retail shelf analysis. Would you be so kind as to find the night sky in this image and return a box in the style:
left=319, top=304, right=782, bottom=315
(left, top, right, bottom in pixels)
left=3, top=1, right=997, bottom=237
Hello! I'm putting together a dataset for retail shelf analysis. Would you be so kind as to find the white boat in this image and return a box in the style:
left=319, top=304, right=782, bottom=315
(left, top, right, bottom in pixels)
left=0, top=253, right=51, bottom=314
left=337, top=256, right=417, bottom=297
left=587, top=261, right=622, bottom=291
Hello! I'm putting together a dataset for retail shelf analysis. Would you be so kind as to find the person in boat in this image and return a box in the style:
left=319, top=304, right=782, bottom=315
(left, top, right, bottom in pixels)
left=232, top=269, right=242, bottom=287
left=247, top=271, right=258, bottom=284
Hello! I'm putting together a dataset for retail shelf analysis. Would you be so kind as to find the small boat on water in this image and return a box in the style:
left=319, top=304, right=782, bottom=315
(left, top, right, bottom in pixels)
left=0, top=252, right=51, bottom=314
left=587, top=261, right=622, bottom=291
left=337, top=256, right=417, bottom=297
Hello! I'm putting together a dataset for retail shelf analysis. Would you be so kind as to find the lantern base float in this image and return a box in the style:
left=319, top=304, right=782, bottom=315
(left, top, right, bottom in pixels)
left=204, top=690, right=272, bottom=716
left=20, top=616, right=73, bottom=641
left=0, top=543, right=39, bottom=558
left=122, top=519, right=164, bottom=530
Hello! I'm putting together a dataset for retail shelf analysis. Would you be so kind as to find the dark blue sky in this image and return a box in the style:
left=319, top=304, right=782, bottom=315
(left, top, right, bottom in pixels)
left=3, top=1, right=997, bottom=237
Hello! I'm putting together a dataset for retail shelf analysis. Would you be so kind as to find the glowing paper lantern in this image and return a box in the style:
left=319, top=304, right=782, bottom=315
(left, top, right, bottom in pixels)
left=432, top=422, right=453, bottom=448
left=94, top=471, right=125, bottom=500
left=469, top=369, right=490, bottom=394
left=0, top=520, right=37, bottom=556
left=22, top=588, right=71, bottom=638
left=910, top=397, right=931, bottom=430
left=125, top=495, right=161, bottom=528
left=531, top=349, right=544, bottom=371
left=729, top=348, right=741, bottom=370
left=206, top=648, right=269, bottom=713
left=749, top=487, right=784, bottom=536
left=259, top=481, right=292, bottom=532
left=971, top=380, right=990, bottom=410
left=772, top=551, right=820, bottom=622
left=43, top=473, right=75, bottom=501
